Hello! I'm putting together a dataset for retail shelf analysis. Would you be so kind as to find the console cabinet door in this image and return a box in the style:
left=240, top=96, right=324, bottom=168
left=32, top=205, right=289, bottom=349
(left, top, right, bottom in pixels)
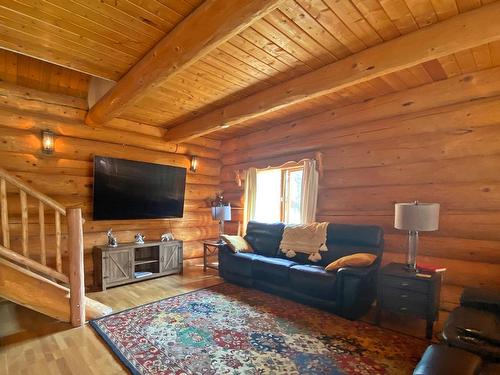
left=160, top=243, right=181, bottom=273
left=104, top=249, right=133, bottom=285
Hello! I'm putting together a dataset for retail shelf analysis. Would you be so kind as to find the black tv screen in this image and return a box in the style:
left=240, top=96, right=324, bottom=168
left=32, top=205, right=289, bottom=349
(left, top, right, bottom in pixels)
left=93, top=156, right=186, bottom=220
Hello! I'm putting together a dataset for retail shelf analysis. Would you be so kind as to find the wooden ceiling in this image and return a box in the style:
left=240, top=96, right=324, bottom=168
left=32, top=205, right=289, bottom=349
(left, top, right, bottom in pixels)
left=0, top=0, right=202, bottom=79
left=216, top=40, right=500, bottom=139
left=0, top=49, right=89, bottom=98
left=0, top=0, right=499, bottom=140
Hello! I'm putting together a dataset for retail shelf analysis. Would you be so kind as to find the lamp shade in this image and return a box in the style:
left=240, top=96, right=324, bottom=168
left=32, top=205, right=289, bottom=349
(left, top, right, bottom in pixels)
left=394, top=202, right=440, bottom=231
left=211, top=204, right=231, bottom=221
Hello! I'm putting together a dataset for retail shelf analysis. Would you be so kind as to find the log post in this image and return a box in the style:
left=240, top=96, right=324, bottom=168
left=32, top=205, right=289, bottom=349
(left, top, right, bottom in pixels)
left=67, top=207, right=85, bottom=327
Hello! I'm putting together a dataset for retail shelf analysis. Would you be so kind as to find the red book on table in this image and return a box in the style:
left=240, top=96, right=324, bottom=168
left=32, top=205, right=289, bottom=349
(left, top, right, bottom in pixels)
left=417, top=262, right=447, bottom=273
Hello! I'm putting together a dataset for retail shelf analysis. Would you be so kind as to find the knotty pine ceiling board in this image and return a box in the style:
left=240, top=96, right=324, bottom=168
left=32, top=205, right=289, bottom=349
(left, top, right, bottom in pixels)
left=0, top=0, right=200, bottom=79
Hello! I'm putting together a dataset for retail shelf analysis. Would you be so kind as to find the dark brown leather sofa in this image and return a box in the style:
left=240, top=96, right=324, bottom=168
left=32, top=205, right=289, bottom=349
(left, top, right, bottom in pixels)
left=413, top=287, right=500, bottom=375
left=218, top=221, right=384, bottom=320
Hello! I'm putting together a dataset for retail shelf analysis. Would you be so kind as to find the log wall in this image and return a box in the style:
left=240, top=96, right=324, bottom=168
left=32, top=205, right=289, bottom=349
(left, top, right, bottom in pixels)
left=0, top=81, right=221, bottom=289
left=221, top=66, right=500, bottom=312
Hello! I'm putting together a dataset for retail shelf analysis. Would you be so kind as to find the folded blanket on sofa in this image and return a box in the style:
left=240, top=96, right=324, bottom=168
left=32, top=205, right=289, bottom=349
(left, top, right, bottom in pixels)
left=279, top=222, right=328, bottom=262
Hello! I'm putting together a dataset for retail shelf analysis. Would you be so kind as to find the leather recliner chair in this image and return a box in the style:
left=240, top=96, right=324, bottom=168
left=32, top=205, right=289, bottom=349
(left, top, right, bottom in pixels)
left=413, top=288, right=500, bottom=375
left=442, top=287, right=500, bottom=360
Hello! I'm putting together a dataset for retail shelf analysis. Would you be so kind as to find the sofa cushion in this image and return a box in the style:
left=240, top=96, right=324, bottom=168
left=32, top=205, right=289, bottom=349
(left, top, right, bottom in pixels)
left=252, top=257, right=297, bottom=286
left=461, top=287, right=500, bottom=314
left=277, top=223, right=383, bottom=267
left=244, top=221, right=285, bottom=257
left=220, top=252, right=260, bottom=278
left=325, top=253, right=377, bottom=271
left=413, top=344, right=482, bottom=375
left=289, top=265, right=337, bottom=300
left=221, top=235, right=253, bottom=253
left=319, top=244, right=380, bottom=268
left=326, top=223, right=383, bottom=248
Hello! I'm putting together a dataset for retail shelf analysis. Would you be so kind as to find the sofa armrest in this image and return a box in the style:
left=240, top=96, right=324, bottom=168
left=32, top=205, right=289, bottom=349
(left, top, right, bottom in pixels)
left=337, top=263, right=378, bottom=278
left=460, top=288, right=500, bottom=314
left=335, top=263, right=379, bottom=319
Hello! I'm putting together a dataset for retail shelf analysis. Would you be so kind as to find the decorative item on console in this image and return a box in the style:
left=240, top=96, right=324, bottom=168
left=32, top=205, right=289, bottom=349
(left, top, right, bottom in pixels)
left=106, top=228, right=118, bottom=247
left=134, top=233, right=145, bottom=244
left=210, top=192, right=226, bottom=207
left=161, top=233, right=175, bottom=242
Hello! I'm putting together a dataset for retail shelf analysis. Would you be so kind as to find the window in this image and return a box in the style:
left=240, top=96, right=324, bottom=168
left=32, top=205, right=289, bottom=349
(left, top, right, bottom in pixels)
left=253, top=166, right=304, bottom=224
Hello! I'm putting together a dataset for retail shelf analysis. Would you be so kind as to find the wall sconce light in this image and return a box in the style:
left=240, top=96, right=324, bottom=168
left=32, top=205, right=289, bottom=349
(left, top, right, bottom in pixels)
left=41, top=130, right=55, bottom=154
left=190, top=155, right=198, bottom=172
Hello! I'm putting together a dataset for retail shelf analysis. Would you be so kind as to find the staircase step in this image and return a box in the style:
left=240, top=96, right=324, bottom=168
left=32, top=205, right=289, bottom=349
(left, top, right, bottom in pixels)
left=0, top=258, right=112, bottom=322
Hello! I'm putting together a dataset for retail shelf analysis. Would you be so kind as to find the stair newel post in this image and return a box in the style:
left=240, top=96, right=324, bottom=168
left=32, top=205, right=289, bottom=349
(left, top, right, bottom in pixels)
left=67, top=207, right=85, bottom=327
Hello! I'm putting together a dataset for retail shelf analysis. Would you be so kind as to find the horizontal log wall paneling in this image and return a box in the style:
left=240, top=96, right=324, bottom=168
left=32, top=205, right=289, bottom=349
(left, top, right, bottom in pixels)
left=221, top=68, right=500, bottom=312
left=0, top=82, right=222, bottom=289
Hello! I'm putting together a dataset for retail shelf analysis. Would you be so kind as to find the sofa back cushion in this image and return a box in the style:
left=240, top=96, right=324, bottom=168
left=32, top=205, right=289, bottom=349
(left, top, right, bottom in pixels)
left=244, top=221, right=285, bottom=257
left=318, top=224, right=383, bottom=267
left=326, top=223, right=383, bottom=249
left=275, top=222, right=383, bottom=266
left=245, top=221, right=383, bottom=266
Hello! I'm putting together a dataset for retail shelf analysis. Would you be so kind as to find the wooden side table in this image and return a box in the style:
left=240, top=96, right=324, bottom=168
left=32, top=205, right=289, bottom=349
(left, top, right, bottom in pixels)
left=203, top=240, right=221, bottom=271
left=376, top=262, right=443, bottom=339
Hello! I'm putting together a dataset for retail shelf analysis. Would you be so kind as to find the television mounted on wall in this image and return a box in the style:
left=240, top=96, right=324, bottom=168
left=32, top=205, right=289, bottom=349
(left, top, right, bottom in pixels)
left=92, top=156, right=187, bottom=220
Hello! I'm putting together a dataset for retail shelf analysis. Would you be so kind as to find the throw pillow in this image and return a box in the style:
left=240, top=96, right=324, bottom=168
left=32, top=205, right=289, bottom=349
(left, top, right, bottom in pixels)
left=325, top=253, right=377, bottom=271
left=221, top=235, right=253, bottom=253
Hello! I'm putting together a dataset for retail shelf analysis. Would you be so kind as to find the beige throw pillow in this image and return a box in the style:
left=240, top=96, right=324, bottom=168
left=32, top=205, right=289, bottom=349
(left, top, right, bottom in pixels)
left=325, top=253, right=377, bottom=271
left=221, top=235, right=253, bottom=253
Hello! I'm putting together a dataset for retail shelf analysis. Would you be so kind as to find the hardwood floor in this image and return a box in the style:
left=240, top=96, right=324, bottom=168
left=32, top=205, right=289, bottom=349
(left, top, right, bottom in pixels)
left=1, top=262, right=448, bottom=374
left=1, top=264, right=222, bottom=375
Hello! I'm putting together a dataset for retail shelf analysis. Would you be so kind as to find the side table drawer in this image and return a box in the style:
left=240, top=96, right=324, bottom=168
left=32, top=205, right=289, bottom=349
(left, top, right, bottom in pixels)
left=380, top=287, right=428, bottom=317
left=382, top=275, right=429, bottom=293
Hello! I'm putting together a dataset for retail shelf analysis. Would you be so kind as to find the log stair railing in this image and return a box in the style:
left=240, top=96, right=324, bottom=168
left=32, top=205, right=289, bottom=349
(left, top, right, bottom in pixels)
left=0, top=167, right=86, bottom=326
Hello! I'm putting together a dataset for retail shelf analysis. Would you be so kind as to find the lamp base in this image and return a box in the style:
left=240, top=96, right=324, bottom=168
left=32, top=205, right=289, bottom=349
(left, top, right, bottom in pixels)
left=404, top=263, right=418, bottom=272
left=406, top=230, right=419, bottom=272
left=217, top=219, right=225, bottom=244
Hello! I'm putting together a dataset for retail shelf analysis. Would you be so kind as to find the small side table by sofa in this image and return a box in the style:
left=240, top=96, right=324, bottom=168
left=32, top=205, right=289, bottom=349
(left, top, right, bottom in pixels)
left=376, top=262, right=443, bottom=339
left=203, top=240, right=221, bottom=271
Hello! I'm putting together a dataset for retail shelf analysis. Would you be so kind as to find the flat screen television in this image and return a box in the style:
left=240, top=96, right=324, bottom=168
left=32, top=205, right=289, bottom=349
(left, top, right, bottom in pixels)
left=92, top=156, right=187, bottom=220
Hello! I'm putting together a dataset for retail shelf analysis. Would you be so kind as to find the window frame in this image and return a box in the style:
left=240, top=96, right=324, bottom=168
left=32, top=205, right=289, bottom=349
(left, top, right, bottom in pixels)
left=255, top=164, right=304, bottom=224
left=281, top=165, right=303, bottom=224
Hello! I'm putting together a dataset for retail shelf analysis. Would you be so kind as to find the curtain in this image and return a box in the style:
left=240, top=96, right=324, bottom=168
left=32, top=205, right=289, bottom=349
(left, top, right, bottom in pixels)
left=243, top=167, right=257, bottom=234
left=300, top=159, right=319, bottom=224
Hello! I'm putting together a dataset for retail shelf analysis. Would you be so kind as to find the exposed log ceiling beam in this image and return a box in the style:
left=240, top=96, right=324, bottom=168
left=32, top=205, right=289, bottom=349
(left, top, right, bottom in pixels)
left=85, top=0, right=285, bottom=126
left=164, top=2, right=500, bottom=142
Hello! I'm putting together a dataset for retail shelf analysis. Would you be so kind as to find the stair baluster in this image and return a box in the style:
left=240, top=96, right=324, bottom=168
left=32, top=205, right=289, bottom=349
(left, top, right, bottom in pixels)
left=0, top=178, right=9, bottom=248
left=39, top=201, right=46, bottom=265
left=0, top=167, right=86, bottom=327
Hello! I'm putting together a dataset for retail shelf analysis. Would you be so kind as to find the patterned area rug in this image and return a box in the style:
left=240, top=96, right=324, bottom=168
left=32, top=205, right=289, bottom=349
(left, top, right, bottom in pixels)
left=90, top=284, right=427, bottom=374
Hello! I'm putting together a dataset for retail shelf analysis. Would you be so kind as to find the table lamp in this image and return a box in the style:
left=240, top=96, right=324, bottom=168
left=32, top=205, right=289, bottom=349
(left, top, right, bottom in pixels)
left=394, top=201, right=440, bottom=271
left=211, top=204, right=231, bottom=243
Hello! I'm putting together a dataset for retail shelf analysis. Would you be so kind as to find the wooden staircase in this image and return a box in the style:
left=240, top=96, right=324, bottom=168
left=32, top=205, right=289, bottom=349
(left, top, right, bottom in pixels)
left=0, top=167, right=111, bottom=326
